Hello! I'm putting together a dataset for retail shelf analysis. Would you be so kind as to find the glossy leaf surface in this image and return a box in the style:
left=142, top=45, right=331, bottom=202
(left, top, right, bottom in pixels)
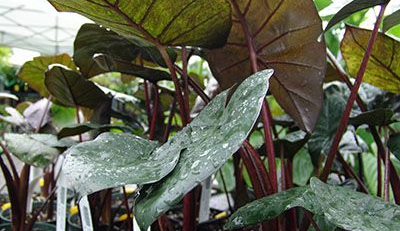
left=205, top=0, right=326, bottom=132
left=45, top=65, right=109, bottom=109
left=47, top=0, right=232, bottom=48
left=4, top=133, right=61, bottom=167
left=17, top=54, right=76, bottom=97
left=341, top=26, right=400, bottom=94
left=135, top=69, right=273, bottom=230
left=226, top=177, right=400, bottom=231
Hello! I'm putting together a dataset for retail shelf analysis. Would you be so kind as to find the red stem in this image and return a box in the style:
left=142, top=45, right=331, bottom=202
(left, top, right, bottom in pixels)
left=336, top=153, right=369, bottom=193
left=143, top=80, right=152, bottom=125
left=181, top=47, right=191, bottom=116
left=149, top=85, right=160, bottom=140
left=384, top=129, right=390, bottom=201
left=320, top=4, right=387, bottom=181
left=163, top=97, right=177, bottom=143
left=0, top=142, right=19, bottom=186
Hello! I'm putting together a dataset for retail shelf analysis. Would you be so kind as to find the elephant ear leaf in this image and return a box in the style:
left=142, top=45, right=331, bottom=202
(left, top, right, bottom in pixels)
left=341, top=26, right=400, bottom=94
left=47, top=0, right=232, bottom=48
left=205, top=0, right=326, bottom=132
left=44, top=65, right=109, bottom=109
left=134, top=69, right=273, bottom=231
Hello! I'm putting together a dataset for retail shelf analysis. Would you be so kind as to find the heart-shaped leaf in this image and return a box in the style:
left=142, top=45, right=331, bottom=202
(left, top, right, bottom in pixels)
left=349, top=108, right=394, bottom=127
left=383, top=9, right=400, bottom=32
left=225, top=177, right=400, bottom=231
left=47, top=0, right=232, bottom=48
left=17, top=54, right=76, bottom=97
left=205, top=0, right=326, bottom=132
left=4, top=133, right=62, bottom=167
left=341, top=26, right=400, bottom=94
left=57, top=122, right=131, bottom=139
left=73, top=23, right=177, bottom=78
left=134, top=69, right=273, bottom=230
left=93, top=54, right=171, bottom=83
left=324, top=0, right=390, bottom=32
left=45, top=65, right=109, bottom=109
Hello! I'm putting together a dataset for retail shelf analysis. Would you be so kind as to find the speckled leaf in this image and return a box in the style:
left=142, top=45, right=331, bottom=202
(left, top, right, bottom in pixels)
left=205, top=0, right=326, bottom=132
left=349, top=108, right=394, bottom=127
left=93, top=54, right=171, bottom=83
left=29, top=134, right=76, bottom=148
left=324, top=0, right=390, bottom=32
left=17, top=54, right=76, bottom=97
left=341, top=26, right=400, bottom=94
left=44, top=65, right=109, bottom=109
left=4, top=133, right=61, bottom=167
left=383, top=9, right=400, bottom=32
left=57, top=122, right=131, bottom=139
left=388, top=133, right=400, bottom=161
left=63, top=132, right=182, bottom=197
left=308, top=94, right=346, bottom=158
left=134, top=70, right=273, bottom=231
left=47, top=0, right=232, bottom=48
left=73, top=23, right=176, bottom=78
left=226, top=177, right=400, bottom=230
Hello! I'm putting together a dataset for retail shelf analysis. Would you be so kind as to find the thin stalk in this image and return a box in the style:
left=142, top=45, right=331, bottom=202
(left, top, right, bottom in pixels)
left=182, top=47, right=191, bottom=116
left=336, top=153, right=369, bottom=193
left=144, top=80, right=152, bottom=125
left=174, top=65, right=209, bottom=103
left=76, top=106, right=82, bottom=142
left=218, top=170, right=233, bottom=213
left=18, top=164, right=30, bottom=231
left=285, top=160, right=297, bottom=231
left=122, top=187, right=133, bottom=231
left=230, top=0, right=278, bottom=194
left=384, top=128, right=390, bottom=201
left=320, top=4, right=387, bottom=181
left=0, top=142, right=19, bottom=188
left=149, top=85, right=160, bottom=140
left=377, top=147, right=383, bottom=197
left=163, top=97, right=177, bottom=143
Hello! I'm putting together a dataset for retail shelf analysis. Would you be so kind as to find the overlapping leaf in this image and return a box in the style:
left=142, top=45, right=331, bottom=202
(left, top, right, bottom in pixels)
left=383, top=9, right=400, bottom=32
left=47, top=0, right=232, bottom=48
left=205, top=0, right=326, bottom=132
left=349, top=108, right=394, bottom=127
left=17, top=54, right=76, bottom=97
left=134, top=70, right=273, bottom=230
left=45, top=65, right=109, bottom=109
left=226, top=177, right=400, bottom=231
left=341, top=26, right=400, bottom=94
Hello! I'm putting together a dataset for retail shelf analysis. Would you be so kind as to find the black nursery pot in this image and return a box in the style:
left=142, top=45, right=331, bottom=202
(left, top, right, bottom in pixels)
left=0, top=201, right=57, bottom=224
left=68, top=207, right=128, bottom=231
left=0, top=222, right=56, bottom=231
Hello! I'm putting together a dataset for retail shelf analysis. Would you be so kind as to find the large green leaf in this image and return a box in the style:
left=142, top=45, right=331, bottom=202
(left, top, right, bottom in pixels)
left=73, top=23, right=176, bottom=78
left=205, top=0, right=326, bottom=132
left=4, top=133, right=61, bottom=167
left=17, top=54, right=76, bottom=97
left=93, top=54, right=171, bottom=83
left=341, top=26, right=400, bottom=94
left=308, top=94, right=346, bottom=158
left=47, top=0, right=232, bottom=48
left=324, top=0, right=390, bottom=32
left=226, top=177, right=400, bottom=230
left=388, top=133, right=400, bottom=161
left=383, top=9, right=400, bottom=32
left=45, top=65, right=109, bottom=109
left=134, top=69, right=273, bottom=230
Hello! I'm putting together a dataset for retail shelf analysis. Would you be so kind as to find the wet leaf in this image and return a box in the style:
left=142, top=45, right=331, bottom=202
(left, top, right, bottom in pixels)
left=349, top=108, right=394, bottom=127
left=308, top=94, right=346, bottom=158
left=17, top=54, right=76, bottom=97
left=93, top=54, right=171, bottom=83
left=205, top=0, right=326, bottom=132
left=383, top=9, right=400, bottom=32
left=45, top=65, right=109, bottom=109
left=135, top=70, right=273, bottom=230
left=47, top=0, right=232, bottom=48
left=341, top=26, right=400, bottom=94
left=388, top=133, right=400, bottom=161
left=324, top=0, right=389, bottom=32
left=226, top=177, right=400, bottom=230
left=57, top=122, right=131, bottom=139
left=4, top=133, right=61, bottom=167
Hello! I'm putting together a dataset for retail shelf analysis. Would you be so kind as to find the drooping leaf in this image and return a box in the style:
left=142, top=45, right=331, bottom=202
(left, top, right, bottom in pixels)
left=57, top=122, right=131, bottom=139
left=308, top=94, right=346, bottom=159
left=93, top=54, right=171, bottom=83
left=226, top=177, right=400, bottom=231
left=341, top=26, right=400, bottom=94
left=135, top=69, right=273, bottom=230
left=45, top=65, right=109, bottom=109
left=324, top=0, right=390, bottom=32
left=17, top=54, right=76, bottom=97
left=383, top=9, right=400, bottom=32
left=47, top=0, right=232, bottom=48
left=205, top=0, right=326, bottom=132
left=388, top=133, right=400, bottom=161
left=4, top=133, right=61, bottom=167
left=73, top=23, right=177, bottom=78
left=349, top=108, right=394, bottom=127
